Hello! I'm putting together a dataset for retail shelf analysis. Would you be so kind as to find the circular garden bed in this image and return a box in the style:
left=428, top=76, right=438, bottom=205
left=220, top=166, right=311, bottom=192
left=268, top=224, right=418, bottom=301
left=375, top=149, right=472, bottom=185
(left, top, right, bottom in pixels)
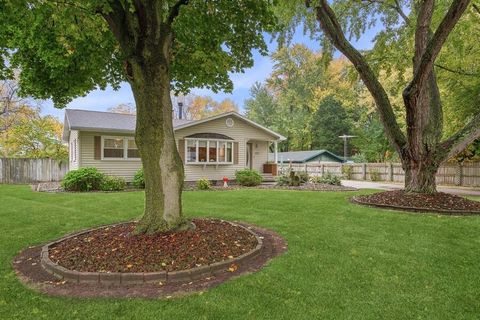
left=14, top=219, right=287, bottom=298
left=352, top=190, right=480, bottom=215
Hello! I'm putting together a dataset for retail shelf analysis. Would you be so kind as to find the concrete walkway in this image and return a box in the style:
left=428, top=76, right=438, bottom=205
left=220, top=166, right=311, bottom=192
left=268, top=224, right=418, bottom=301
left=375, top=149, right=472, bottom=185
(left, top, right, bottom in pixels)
left=341, top=180, right=480, bottom=197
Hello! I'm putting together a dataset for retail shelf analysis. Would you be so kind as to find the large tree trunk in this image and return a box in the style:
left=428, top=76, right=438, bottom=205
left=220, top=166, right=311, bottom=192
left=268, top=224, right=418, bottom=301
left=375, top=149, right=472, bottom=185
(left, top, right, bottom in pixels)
left=403, top=155, right=439, bottom=193
left=127, top=41, right=185, bottom=234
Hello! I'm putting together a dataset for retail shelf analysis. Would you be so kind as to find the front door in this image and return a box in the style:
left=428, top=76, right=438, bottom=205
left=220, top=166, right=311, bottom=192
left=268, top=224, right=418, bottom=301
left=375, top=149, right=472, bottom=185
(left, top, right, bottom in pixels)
left=246, top=142, right=253, bottom=169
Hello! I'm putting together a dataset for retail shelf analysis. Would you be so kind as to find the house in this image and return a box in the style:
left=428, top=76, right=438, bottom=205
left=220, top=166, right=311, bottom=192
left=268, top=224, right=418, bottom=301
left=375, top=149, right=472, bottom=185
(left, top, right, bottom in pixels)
left=63, top=109, right=286, bottom=182
left=268, top=150, right=344, bottom=164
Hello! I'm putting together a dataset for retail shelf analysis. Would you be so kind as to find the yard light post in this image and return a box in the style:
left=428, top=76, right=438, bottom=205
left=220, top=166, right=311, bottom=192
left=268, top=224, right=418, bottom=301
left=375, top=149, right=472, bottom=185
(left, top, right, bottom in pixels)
left=338, top=134, right=356, bottom=162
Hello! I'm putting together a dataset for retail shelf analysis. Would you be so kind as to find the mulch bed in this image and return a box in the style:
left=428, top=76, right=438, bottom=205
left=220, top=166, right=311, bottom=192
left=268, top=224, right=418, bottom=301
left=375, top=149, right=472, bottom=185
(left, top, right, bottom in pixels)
left=13, top=221, right=287, bottom=299
left=49, top=219, right=257, bottom=273
left=255, top=183, right=356, bottom=192
left=185, top=183, right=356, bottom=192
left=353, top=190, right=480, bottom=215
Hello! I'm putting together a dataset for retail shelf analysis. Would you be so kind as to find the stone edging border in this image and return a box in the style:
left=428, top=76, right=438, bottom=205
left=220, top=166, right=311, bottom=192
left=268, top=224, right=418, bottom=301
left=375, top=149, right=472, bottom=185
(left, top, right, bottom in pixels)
left=350, top=196, right=480, bottom=216
left=40, top=219, right=263, bottom=285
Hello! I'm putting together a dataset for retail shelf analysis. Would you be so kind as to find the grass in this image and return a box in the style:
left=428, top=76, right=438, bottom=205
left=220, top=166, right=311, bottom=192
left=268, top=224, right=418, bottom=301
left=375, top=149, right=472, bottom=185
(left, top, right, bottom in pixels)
left=1, top=185, right=480, bottom=319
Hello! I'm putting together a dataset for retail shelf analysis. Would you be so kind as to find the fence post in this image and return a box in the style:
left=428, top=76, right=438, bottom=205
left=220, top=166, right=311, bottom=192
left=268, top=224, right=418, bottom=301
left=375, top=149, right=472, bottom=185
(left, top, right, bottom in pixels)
left=455, top=163, right=463, bottom=186
left=362, top=163, right=367, bottom=180
left=388, top=162, right=394, bottom=181
left=320, top=164, right=325, bottom=177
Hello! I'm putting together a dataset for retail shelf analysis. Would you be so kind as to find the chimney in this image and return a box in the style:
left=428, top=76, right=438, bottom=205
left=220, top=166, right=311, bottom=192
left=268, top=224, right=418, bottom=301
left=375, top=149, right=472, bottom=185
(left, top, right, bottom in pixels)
left=178, top=102, right=183, bottom=120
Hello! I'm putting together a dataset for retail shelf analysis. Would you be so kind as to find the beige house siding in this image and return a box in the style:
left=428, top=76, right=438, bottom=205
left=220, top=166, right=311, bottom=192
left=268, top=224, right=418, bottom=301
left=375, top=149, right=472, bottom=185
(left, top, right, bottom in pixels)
left=76, top=116, right=277, bottom=182
left=79, top=131, right=141, bottom=181
left=69, top=130, right=80, bottom=170
left=176, top=117, right=276, bottom=181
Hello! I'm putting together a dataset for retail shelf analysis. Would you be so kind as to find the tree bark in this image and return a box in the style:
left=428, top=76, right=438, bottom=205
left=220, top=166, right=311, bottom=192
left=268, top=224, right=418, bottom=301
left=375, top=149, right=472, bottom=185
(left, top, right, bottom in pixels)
left=126, top=32, right=185, bottom=234
left=101, top=2, right=190, bottom=234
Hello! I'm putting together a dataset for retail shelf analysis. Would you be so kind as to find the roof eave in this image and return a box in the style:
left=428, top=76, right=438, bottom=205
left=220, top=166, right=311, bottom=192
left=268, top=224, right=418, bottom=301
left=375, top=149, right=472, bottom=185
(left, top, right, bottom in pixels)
left=174, top=111, right=286, bottom=141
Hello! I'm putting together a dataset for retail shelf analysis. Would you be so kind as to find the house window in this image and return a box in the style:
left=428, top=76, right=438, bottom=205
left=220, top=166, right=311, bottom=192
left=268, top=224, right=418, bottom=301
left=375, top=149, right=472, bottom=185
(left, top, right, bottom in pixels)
left=185, top=138, right=233, bottom=164
left=208, top=140, right=217, bottom=162
left=101, top=136, right=140, bottom=160
left=127, top=139, right=140, bottom=158
left=103, top=138, right=124, bottom=158
left=198, top=140, right=207, bottom=162
left=187, top=140, right=197, bottom=162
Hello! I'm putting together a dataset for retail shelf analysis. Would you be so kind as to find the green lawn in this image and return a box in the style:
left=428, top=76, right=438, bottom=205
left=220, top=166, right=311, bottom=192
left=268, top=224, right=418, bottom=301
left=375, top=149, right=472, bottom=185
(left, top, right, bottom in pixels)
left=1, top=185, right=480, bottom=320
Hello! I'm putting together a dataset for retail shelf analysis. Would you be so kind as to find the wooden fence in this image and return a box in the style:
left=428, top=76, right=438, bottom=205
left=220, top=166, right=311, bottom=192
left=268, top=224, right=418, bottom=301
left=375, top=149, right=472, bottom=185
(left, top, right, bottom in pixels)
left=0, top=158, right=68, bottom=184
left=279, top=162, right=480, bottom=187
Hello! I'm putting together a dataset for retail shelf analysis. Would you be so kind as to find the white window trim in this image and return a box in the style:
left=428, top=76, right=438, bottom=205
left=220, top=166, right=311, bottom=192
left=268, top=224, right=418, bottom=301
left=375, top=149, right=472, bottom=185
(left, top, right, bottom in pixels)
left=101, top=136, right=141, bottom=161
left=184, top=138, right=234, bottom=165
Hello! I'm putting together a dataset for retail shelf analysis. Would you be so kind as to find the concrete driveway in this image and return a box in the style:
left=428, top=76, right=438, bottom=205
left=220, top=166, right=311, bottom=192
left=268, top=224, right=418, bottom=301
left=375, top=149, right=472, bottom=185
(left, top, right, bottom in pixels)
left=341, top=180, right=480, bottom=197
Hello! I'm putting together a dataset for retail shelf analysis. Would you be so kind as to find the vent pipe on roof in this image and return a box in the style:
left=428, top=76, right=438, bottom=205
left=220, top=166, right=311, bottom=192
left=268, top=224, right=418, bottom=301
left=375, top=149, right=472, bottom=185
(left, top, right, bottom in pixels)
left=178, top=102, right=183, bottom=120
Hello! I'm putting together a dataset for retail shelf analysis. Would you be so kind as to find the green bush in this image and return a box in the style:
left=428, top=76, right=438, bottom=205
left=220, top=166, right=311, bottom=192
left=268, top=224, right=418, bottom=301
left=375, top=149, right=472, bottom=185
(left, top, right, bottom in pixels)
left=235, top=169, right=263, bottom=186
left=133, top=168, right=145, bottom=189
left=310, top=172, right=342, bottom=186
left=369, top=169, right=381, bottom=181
left=275, top=174, right=290, bottom=186
left=62, top=167, right=105, bottom=191
left=100, top=175, right=126, bottom=191
left=298, top=171, right=309, bottom=183
left=276, top=169, right=308, bottom=187
left=196, top=178, right=211, bottom=190
left=342, top=165, right=353, bottom=179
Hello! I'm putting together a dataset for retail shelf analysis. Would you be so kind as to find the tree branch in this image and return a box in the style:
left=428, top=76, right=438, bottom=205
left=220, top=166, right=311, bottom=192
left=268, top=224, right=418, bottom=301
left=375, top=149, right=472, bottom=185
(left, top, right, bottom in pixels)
left=435, top=63, right=479, bottom=76
left=439, top=112, right=480, bottom=160
left=308, top=0, right=407, bottom=155
left=361, top=0, right=410, bottom=24
left=101, top=1, right=135, bottom=56
left=404, top=0, right=471, bottom=101
left=167, top=0, right=189, bottom=25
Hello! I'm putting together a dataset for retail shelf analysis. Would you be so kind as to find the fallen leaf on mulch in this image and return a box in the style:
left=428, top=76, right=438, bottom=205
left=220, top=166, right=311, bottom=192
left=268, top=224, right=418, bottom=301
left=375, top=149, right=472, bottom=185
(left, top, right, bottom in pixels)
left=355, top=190, right=480, bottom=213
left=49, top=219, right=258, bottom=273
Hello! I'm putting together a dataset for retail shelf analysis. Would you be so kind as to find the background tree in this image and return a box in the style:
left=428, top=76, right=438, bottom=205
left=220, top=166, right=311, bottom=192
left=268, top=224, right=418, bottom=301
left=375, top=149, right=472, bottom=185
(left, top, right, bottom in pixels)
left=245, top=82, right=279, bottom=131
left=278, top=0, right=480, bottom=193
left=107, top=103, right=136, bottom=114
left=0, top=80, right=67, bottom=159
left=184, top=95, right=238, bottom=120
left=311, top=96, right=352, bottom=155
left=2, top=0, right=276, bottom=233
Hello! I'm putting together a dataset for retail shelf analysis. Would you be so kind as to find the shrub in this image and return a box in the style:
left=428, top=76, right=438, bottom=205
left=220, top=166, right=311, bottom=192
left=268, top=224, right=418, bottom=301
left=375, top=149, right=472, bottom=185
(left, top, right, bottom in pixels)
left=133, top=168, right=145, bottom=189
left=276, top=169, right=308, bottom=186
left=342, top=165, right=353, bottom=179
left=311, top=172, right=342, bottom=186
left=62, top=167, right=105, bottom=191
left=298, top=171, right=309, bottom=183
left=196, top=178, right=211, bottom=190
left=275, top=174, right=290, bottom=186
left=100, top=175, right=126, bottom=191
left=235, top=169, right=263, bottom=186
left=369, top=169, right=381, bottom=181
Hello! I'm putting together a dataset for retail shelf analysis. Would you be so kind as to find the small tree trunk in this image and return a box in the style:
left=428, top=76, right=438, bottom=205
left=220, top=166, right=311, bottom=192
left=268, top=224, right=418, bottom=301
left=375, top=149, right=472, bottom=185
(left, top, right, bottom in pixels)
left=129, top=62, right=185, bottom=234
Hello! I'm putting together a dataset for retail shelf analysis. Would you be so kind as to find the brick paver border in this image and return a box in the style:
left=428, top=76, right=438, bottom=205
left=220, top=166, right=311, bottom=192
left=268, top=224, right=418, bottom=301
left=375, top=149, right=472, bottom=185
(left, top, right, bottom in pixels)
left=40, top=220, right=263, bottom=285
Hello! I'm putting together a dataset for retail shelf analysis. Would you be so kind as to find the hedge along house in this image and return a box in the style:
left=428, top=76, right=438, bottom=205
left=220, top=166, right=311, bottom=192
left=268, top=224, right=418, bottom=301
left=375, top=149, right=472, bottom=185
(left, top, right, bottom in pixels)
left=63, top=109, right=286, bottom=182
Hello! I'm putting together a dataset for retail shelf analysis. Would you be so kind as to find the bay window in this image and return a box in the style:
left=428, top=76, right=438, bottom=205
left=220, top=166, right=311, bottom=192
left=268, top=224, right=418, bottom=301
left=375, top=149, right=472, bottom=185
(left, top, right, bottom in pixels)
left=208, top=140, right=217, bottom=162
left=185, top=138, right=233, bottom=164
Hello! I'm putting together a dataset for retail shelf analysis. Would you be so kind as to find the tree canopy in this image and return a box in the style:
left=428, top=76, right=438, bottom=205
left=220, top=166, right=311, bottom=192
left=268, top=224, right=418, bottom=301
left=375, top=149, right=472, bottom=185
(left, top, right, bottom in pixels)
left=0, top=0, right=275, bottom=106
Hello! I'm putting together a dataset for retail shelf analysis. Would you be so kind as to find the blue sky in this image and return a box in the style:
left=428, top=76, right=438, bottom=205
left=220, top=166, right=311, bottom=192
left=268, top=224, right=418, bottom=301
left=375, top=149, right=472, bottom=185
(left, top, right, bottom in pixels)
left=41, top=26, right=379, bottom=120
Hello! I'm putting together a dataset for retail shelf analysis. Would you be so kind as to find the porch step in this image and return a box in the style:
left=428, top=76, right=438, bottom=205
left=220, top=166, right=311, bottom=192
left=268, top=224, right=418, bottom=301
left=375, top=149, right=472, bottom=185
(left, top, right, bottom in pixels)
left=260, top=173, right=276, bottom=182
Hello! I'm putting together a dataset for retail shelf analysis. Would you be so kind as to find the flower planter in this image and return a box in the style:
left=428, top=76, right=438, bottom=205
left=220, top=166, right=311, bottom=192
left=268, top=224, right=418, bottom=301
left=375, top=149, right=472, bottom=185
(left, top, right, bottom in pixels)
left=263, top=163, right=278, bottom=176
